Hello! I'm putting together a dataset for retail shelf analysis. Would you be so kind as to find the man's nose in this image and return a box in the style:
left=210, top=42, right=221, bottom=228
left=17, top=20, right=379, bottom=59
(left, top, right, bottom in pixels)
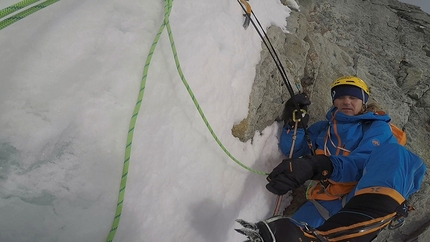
left=342, top=97, right=352, bottom=104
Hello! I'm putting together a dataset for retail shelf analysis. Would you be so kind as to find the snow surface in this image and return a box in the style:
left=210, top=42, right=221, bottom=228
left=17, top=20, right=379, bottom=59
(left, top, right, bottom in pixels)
left=0, top=0, right=297, bottom=241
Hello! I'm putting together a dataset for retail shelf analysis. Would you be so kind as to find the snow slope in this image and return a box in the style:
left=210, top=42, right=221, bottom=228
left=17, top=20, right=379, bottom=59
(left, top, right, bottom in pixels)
left=0, top=0, right=296, bottom=241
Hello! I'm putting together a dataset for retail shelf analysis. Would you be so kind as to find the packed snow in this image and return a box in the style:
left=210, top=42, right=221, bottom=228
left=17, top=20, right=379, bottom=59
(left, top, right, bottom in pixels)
left=0, top=0, right=299, bottom=241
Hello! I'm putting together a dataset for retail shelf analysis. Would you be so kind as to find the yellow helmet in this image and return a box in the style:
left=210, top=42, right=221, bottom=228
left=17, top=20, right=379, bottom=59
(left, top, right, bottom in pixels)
left=331, top=76, right=370, bottom=95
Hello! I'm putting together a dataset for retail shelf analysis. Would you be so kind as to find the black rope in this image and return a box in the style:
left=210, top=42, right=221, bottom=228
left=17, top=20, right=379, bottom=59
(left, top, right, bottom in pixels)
left=237, top=0, right=315, bottom=154
left=249, top=10, right=295, bottom=97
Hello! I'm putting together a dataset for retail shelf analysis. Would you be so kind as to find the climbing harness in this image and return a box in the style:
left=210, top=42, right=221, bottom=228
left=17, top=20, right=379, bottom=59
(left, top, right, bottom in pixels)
left=293, top=202, right=412, bottom=242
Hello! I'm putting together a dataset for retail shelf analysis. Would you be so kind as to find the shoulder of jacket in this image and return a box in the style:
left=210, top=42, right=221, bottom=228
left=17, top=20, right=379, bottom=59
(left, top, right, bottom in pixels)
left=362, top=119, right=391, bottom=132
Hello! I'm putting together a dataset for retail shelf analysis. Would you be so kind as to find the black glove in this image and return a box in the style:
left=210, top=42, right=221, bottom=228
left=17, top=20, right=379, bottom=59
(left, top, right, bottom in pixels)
left=280, top=93, right=311, bottom=128
left=266, top=155, right=333, bottom=195
left=235, top=216, right=312, bottom=242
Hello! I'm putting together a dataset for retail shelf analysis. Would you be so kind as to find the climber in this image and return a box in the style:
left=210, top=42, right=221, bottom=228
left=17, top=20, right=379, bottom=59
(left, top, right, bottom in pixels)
left=236, top=76, right=426, bottom=241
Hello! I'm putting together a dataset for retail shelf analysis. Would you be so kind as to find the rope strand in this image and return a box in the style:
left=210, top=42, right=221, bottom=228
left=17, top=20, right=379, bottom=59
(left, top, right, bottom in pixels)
left=106, top=1, right=268, bottom=241
left=0, top=0, right=59, bottom=31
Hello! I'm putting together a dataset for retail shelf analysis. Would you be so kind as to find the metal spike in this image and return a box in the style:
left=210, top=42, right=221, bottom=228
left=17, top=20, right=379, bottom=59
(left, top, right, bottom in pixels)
left=235, top=228, right=246, bottom=235
left=235, top=219, right=258, bottom=230
left=234, top=228, right=264, bottom=242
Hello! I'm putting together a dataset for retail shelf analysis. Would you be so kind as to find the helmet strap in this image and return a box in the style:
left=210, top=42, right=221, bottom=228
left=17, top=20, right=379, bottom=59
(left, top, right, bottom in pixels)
left=362, top=89, right=368, bottom=110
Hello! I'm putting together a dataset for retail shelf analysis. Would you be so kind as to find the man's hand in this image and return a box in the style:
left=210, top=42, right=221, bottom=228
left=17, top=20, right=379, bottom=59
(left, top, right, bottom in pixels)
left=280, top=93, right=311, bottom=128
left=266, top=155, right=333, bottom=195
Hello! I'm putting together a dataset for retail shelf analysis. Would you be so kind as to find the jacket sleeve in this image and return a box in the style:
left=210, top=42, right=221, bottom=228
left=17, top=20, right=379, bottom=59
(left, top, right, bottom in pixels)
left=279, top=121, right=328, bottom=158
left=355, top=143, right=426, bottom=198
left=329, top=120, right=398, bottom=182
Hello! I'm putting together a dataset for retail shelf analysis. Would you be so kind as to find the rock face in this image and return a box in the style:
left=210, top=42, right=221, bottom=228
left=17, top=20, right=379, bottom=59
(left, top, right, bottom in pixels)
left=233, top=0, right=430, bottom=241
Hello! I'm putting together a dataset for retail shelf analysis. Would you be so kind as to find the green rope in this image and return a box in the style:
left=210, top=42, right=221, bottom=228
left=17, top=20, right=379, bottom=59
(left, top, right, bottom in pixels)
left=0, top=0, right=59, bottom=31
left=164, top=4, right=268, bottom=176
left=0, top=0, right=41, bottom=19
left=104, top=1, right=173, bottom=242
left=106, top=0, right=267, bottom=240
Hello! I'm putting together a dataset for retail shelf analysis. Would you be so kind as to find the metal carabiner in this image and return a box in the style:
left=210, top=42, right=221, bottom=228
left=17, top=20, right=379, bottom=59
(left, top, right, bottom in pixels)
left=388, top=216, right=405, bottom=230
left=292, top=109, right=307, bottom=123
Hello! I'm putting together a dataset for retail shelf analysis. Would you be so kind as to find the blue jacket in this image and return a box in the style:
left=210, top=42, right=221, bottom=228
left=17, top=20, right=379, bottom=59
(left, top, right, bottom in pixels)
left=291, top=142, right=426, bottom=228
left=281, top=107, right=426, bottom=228
left=279, top=106, right=399, bottom=183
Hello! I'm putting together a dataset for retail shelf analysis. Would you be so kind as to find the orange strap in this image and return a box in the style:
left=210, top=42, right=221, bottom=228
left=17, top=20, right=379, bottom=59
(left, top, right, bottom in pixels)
left=238, top=0, right=251, bottom=14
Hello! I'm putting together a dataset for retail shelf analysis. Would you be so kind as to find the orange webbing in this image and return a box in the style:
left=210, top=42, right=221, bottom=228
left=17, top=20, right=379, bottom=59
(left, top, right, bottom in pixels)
left=355, top=186, right=405, bottom=204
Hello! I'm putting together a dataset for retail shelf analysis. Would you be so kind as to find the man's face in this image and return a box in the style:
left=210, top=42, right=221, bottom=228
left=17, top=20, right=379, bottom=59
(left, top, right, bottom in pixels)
left=333, top=95, right=363, bottom=116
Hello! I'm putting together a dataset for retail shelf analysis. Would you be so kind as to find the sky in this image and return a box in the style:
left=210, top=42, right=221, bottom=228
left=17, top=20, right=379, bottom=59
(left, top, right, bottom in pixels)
left=399, top=0, right=430, bottom=13
left=0, top=0, right=296, bottom=242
